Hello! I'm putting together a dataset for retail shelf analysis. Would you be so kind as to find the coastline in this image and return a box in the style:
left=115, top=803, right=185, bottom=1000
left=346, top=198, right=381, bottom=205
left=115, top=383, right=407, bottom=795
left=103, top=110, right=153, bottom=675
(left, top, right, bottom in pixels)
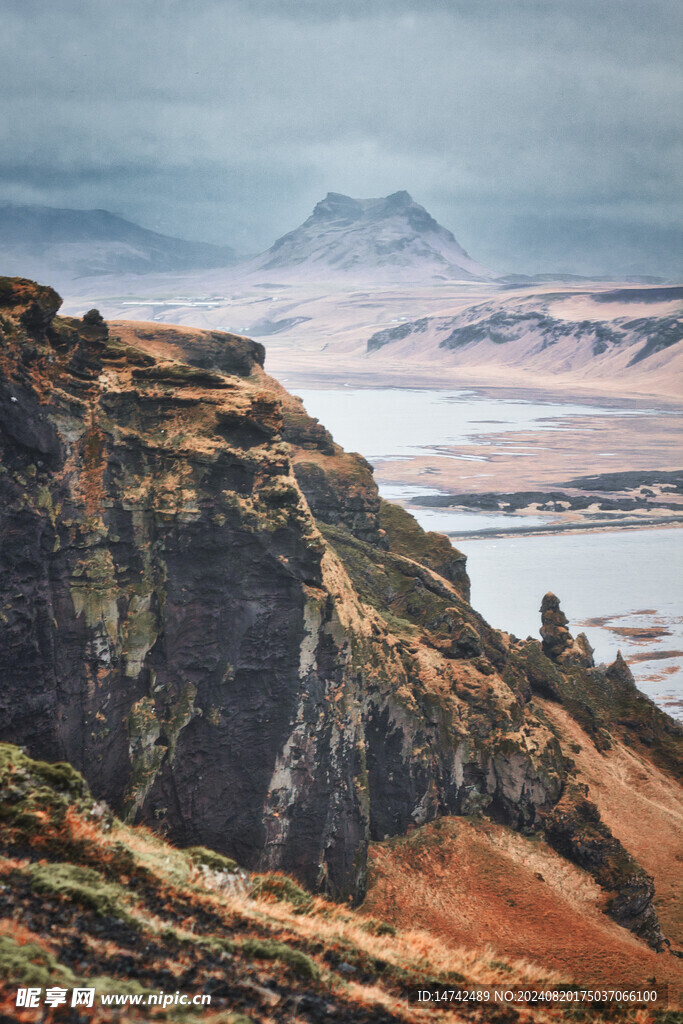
left=266, top=356, right=683, bottom=406
left=439, top=514, right=683, bottom=541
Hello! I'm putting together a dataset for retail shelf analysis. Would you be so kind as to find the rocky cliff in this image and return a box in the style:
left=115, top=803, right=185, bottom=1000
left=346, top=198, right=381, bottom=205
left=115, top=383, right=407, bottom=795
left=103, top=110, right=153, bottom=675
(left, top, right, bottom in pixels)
left=0, top=277, right=679, bottom=952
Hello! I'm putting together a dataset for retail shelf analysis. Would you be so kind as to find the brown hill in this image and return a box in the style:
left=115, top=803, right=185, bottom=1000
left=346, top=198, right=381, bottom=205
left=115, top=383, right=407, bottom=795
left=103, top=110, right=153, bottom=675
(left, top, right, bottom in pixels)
left=2, top=742, right=667, bottom=1024
left=363, top=709, right=683, bottom=1000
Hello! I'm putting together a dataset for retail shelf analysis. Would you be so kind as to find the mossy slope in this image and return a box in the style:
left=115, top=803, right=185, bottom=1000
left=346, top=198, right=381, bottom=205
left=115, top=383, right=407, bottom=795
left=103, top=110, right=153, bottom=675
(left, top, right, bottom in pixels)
left=3, top=744, right=662, bottom=1023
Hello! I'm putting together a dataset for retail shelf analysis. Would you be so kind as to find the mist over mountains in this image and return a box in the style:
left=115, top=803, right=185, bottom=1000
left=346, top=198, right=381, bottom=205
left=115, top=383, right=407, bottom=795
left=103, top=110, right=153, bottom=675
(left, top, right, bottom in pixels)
left=0, top=203, right=237, bottom=283
left=0, top=192, right=494, bottom=285
left=2, top=193, right=679, bottom=288
left=6, top=192, right=677, bottom=394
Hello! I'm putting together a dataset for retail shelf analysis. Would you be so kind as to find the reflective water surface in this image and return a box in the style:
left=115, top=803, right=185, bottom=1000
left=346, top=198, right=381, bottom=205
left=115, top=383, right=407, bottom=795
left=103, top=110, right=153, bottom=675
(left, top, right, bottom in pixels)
left=297, top=386, right=683, bottom=719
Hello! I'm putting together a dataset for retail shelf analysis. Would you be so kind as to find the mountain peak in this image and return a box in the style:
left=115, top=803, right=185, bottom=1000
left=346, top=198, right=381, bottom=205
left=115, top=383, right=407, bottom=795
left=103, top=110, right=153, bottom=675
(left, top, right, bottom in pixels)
left=309, top=192, right=364, bottom=223
left=262, top=191, right=494, bottom=281
left=309, top=190, right=417, bottom=225
left=384, top=189, right=414, bottom=206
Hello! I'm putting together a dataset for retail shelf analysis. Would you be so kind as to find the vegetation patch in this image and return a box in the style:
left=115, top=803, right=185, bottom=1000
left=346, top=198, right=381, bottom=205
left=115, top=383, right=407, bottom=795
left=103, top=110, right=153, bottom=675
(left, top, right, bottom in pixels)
left=0, top=934, right=74, bottom=989
left=250, top=872, right=314, bottom=913
left=25, top=862, right=138, bottom=925
left=185, top=845, right=241, bottom=874
left=131, top=361, right=231, bottom=388
left=238, top=938, right=320, bottom=980
left=358, top=916, right=396, bottom=937
left=0, top=740, right=669, bottom=1021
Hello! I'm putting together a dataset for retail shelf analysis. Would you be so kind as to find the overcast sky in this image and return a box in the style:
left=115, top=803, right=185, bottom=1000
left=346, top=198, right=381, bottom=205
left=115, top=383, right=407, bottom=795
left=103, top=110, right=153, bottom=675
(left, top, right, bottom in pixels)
left=1, top=0, right=681, bottom=275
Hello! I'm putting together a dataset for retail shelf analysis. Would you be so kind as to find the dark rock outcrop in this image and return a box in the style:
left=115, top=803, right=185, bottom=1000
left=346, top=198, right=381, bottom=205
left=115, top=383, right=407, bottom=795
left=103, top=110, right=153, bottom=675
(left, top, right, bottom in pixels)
left=540, top=592, right=594, bottom=668
left=545, top=790, right=665, bottom=950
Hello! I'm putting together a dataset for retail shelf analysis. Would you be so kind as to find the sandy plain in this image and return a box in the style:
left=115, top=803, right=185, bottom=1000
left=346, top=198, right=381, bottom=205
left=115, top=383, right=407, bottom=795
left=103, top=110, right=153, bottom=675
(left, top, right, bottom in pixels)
left=63, top=273, right=682, bottom=396
left=73, top=273, right=682, bottom=505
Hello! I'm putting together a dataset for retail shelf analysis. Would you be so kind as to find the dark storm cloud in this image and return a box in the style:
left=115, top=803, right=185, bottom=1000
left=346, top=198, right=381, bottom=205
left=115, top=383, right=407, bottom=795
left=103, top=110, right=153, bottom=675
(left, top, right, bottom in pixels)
left=1, top=0, right=681, bottom=272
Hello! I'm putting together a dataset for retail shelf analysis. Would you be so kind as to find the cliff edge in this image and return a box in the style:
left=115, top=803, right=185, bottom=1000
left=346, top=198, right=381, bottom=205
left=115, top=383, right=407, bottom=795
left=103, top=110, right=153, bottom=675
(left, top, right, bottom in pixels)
left=0, top=277, right=680, bottom=956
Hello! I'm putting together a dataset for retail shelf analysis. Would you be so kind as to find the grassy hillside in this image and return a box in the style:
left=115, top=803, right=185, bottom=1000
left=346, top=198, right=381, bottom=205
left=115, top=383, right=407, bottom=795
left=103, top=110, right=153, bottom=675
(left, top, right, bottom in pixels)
left=1, top=744, right=675, bottom=1023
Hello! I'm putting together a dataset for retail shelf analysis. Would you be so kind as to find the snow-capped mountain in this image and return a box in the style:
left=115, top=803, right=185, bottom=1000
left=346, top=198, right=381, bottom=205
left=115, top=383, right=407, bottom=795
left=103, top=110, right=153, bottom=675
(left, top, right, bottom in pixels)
left=0, top=193, right=492, bottom=288
left=250, top=191, right=494, bottom=282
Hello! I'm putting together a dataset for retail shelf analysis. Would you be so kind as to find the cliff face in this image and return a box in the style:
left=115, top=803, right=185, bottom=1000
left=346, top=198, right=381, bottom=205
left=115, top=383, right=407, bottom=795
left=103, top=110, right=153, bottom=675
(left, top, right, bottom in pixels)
left=0, top=277, right=678, bottom=949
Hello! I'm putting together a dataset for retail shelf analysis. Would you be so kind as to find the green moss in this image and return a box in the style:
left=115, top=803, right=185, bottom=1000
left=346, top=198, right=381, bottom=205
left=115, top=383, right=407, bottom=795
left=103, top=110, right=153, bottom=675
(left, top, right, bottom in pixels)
left=0, top=745, right=93, bottom=844
left=258, top=479, right=302, bottom=508
left=0, top=934, right=75, bottom=988
left=88, top=975, right=150, bottom=997
left=185, top=846, right=240, bottom=874
left=33, top=761, right=89, bottom=796
left=318, top=522, right=485, bottom=670
left=519, top=639, right=682, bottom=777
left=124, top=697, right=165, bottom=819
left=353, top=737, right=371, bottom=827
left=380, top=498, right=464, bottom=569
left=358, top=917, right=396, bottom=937
left=124, top=681, right=199, bottom=819
left=320, top=523, right=431, bottom=636
left=0, top=744, right=89, bottom=800
left=165, top=681, right=198, bottom=758
left=519, top=643, right=565, bottom=702
left=159, top=925, right=236, bottom=959
left=26, top=862, right=137, bottom=925
left=121, top=596, right=159, bottom=679
left=383, top=959, right=466, bottom=989
left=324, top=930, right=464, bottom=988
left=199, top=935, right=236, bottom=957
left=132, top=362, right=229, bottom=388
left=249, top=873, right=314, bottom=913
left=102, top=339, right=156, bottom=367
left=37, top=484, right=58, bottom=527
left=238, top=938, right=320, bottom=980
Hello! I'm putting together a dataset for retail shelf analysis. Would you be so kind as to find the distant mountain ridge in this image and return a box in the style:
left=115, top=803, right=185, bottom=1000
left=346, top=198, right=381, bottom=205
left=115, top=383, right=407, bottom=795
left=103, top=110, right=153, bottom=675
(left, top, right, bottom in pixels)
left=250, top=190, right=494, bottom=282
left=0, top=193, right=492, bottom=285
left=0, top=203, right=237, bottom=281
left=362, top=284, right=683, bottom=388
